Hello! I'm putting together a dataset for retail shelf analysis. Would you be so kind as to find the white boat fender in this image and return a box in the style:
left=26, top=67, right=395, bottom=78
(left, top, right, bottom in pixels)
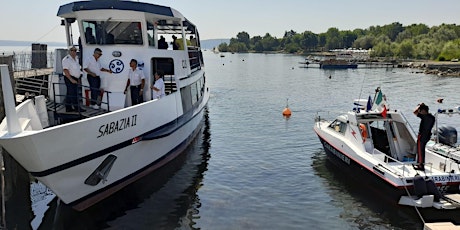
left=413, top=173, right=428, bottom=198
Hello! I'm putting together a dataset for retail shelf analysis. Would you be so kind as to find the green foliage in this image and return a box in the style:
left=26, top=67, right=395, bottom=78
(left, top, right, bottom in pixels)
left=219, top=23, right=460, bottom=60
left=438, top=39, right=460, bottom=60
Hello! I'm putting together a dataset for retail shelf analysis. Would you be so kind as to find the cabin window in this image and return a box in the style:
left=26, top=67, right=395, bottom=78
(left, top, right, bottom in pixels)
left=82, top=21, right=143, bottom=45
left=191, top=82, right=198, bottom=105
left=151, top=58, right=174, bottom=76
left=329, top=120, right=347, bottom=134
left=180, top=76, right=205, bottom=113
left=181, top=87, right=192, bottom=112
left=146, top=21, right=155, bottom=47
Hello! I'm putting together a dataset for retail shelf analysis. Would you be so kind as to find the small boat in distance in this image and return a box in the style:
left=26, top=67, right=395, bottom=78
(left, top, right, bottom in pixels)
left=0, top=0, right=209, bottom=211
left=314, top=87, right=460, bottom=216
left=319, top=59, right=358, bottom=69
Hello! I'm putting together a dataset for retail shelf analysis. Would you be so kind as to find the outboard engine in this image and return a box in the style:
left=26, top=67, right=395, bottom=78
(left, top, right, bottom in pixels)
left=438, top=126, right=457, bottom=146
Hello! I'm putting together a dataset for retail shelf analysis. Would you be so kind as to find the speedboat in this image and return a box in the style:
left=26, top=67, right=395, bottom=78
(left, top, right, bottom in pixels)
left=0, top=0, right=209, bottom=211
left=314, top=87, right=460, bottom=210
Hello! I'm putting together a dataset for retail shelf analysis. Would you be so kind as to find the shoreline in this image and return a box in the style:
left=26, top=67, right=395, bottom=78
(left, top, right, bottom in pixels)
left=401, top=61, right=460, bottom=77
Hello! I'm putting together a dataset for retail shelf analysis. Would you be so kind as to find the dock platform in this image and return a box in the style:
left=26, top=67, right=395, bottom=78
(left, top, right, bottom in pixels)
left=424, top=222, right=460, bottom=230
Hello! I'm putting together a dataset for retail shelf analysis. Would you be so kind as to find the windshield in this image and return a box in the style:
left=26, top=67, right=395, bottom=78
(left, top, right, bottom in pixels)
left=82, top=20, right=143, bottom=45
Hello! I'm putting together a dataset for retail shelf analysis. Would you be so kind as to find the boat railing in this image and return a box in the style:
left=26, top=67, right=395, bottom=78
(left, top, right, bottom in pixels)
left=188, top=49, right=202, bottom=71
left=51, top=81, right=111, bottom=117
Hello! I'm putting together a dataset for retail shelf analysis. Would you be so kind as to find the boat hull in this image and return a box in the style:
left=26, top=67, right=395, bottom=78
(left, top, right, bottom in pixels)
left=320, top=64, right=358, bottom=69
left=316, top=134, right=408, bottom=196
left=0, top=86, right=209, bottom=209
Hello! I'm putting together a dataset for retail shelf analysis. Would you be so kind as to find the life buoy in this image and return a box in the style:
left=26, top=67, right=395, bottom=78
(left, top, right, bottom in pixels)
left=359, top=123, right=367, bottom=142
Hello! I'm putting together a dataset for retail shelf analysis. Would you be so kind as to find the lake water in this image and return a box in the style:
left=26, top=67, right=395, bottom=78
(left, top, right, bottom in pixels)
left=9, top=51, right=460, bottom=229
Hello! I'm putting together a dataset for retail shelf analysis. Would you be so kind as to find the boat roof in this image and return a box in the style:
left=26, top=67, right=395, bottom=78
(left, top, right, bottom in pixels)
left=57, top=0, right=181, bottom=19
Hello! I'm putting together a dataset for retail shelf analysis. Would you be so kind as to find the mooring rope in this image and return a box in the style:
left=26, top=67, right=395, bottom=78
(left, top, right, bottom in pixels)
left=0, top=149, right=6, bottom=229
left=399, top=167, right=426, bottom=225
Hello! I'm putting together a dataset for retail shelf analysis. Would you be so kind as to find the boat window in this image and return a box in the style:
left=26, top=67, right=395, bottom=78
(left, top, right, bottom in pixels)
left=329, top=120, right=347, bottom=134
left=191, top=82, right=198, bottom=105
left=180, top=75, right=205, bottom=113
left=82, top=21, right=143, bottom=45
left=146, top=21, right=155, bottom=47
left=151, top=58, right=174, bottom=76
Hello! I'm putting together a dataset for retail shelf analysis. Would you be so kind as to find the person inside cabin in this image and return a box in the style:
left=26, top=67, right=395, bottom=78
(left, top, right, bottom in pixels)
left=171, top=35, right=179, bottom=50
left=151, top=71, right=165, bottom=99
left=190, top=35, right=197, bottom=47
left=85, top=27, right=96, bottom=44
left=124, top=59, right=145, bottom=105
left=83, top=48, right=112, bottom=109
left=413, top=103, right=435, bottom=171
left=158, top=36, right=168, bottom=49
left=62, top=46, right=85, bottom=112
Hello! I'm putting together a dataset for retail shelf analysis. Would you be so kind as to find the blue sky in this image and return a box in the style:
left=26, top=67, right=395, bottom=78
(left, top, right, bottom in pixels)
left=1, top=0, right=459, bottom=43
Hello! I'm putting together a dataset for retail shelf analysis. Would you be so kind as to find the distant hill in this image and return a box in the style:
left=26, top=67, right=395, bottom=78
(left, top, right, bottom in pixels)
left=0, top=39, right=229, bottom=50
left=0, top=40, right=66, bottom=47
left=201, top=39, right=230, bottom=50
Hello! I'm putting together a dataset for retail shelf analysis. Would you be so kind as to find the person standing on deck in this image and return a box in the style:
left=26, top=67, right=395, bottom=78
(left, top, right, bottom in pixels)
left=151, top=71, right=165, bottom=99
left=124, top=59, right=145, bottom=105
left=62, top=46, right=84, bottom=112
left=84, top=48, right=112, bottom=109
left=413, top=103, right=435, bottom=171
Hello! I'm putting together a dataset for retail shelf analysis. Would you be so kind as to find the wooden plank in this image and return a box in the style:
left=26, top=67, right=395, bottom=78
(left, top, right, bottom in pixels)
left=13, top=68, right=53, bottom=78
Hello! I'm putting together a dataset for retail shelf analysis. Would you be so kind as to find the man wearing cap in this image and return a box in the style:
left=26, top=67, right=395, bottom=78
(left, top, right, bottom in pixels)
left=413, top=103, right=435, bottom=171
left=62, top=46, right=84, bottom=112
left=84, top=48, right=112, bottom=109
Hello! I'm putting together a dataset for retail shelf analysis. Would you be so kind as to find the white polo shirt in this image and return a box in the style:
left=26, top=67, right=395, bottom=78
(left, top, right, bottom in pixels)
left=128, top=67, right=145, bottom=86
left=153, top=78, right=165, bottom=98
left=83, top=55, right=102, bottom=76
left=62, top=54, right=82, bottom=77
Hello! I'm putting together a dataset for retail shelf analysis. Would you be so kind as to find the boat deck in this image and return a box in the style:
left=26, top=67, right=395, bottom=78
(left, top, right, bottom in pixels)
left=45, top=100, right=108, bottom=124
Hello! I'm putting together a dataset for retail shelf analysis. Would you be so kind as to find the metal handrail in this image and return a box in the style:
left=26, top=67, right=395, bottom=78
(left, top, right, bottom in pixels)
left=52, top=81, right=112, bottom=114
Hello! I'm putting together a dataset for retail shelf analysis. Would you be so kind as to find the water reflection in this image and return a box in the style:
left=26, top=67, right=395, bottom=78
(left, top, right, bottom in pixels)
left=311, top=150, right=424, bottom=230
left=37, top=108, right=211, bottom=229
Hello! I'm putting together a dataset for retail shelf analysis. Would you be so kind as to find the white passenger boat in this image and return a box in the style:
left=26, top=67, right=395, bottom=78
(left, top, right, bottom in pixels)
left=0, top=0, right=209, bottom=211
left=314, top=87, right=460, bottom=212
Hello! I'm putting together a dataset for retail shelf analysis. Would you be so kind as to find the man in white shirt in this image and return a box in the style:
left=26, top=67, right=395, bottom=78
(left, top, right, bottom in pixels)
left=84, top=48, right=112, bottom=109
left=124, top=59, right=145, bottom=105
left=62, top=46, right=84, bottom=112
left=151, top=71, right=165, bottom=99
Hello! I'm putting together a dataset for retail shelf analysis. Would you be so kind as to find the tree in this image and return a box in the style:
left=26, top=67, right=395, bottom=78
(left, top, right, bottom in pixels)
left=396, top=40, right=414, bottom=58
left=236, top=31, right=250, bottom=49
left=341, top=30, right=357, bottom=48
left=371, top=42, right=392, bottom=57
left=218, top=43, right=228, bottom=52
left=438, top=39, right=460, bottom=60
left=300, top=31, right=318, bottom=51
left=325, top=27, right=341, bottom=50
left=353, top=35, right=375, bottom=49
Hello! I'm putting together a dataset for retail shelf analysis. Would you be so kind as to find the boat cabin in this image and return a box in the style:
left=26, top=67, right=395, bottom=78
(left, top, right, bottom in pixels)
left=328, top=111, right=417, bottom=162
left=51, top=1, right=205, bottom=119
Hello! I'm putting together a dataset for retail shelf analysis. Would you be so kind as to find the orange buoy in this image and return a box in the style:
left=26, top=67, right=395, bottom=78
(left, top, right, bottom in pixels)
left=283, top=107, right=292, bottom=116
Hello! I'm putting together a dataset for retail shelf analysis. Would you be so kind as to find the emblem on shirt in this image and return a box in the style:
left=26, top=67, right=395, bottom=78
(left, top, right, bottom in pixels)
left=109, top=59, right=124, bottom=74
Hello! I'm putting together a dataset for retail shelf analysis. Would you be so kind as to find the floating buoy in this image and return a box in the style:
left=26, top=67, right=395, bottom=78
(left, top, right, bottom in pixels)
left=283, top=107, right=292, bottom=116
left=282, top=98, right=292, bottom=117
